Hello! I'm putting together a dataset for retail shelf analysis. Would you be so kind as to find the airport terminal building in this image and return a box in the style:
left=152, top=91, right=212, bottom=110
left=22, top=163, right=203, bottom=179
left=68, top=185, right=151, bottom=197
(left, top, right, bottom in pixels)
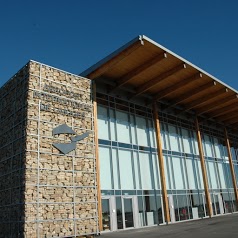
left=1, top=35, right=238, bottom=237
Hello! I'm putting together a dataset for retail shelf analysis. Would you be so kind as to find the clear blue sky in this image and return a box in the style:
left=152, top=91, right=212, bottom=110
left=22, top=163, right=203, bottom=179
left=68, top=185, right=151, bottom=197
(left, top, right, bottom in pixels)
left=1, top=0, right=238, bottom=89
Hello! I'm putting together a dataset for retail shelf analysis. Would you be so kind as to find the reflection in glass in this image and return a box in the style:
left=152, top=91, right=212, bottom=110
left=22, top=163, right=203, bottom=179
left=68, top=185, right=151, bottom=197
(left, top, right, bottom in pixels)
left=172, top=156, right=185, bottom=189
left=177, top=195, right=189, bottom=221
left=136, top=116, right=149, bottom=146
left=211, top=194, right=216, bottom=215
left=124, top=198, right=134, bottom=228
left=116, top=110, right=130, bottom=143
left=214, top=194, right=221, bottom=214
left=172, top=195, right=179, bottom=221
left=147, top=196, right=157, bottom=225
left=168, top=124, right=180, bottom=152
left=97, top=105, right=110, bottom=140
left=222, top=193, right=233, bottom=213
left=138, top=196, right=145, bottom=227
left=190, top=193, right=206, bottom=218
left=116, top=197, right=123, bottom=229
left=102, top=199, right=110, bottom=231
left=99, top=147, right=112, bottom=189
left=156, top=196, right=164, bottom=224
left=230, top=192, right=238, bottom=211
left=118, top=149, right=134, bottom=189
left=139, top=152, right=153, bottom=189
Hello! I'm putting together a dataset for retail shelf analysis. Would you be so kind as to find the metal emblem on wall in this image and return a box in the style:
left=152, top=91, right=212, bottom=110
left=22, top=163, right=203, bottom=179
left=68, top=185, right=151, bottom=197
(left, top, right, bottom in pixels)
left=52, top=124, right=90, bottom=154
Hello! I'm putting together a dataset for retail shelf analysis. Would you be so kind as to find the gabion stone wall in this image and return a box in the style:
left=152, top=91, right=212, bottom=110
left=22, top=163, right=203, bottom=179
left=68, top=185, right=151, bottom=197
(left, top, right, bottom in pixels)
left=0, top=64, right=29, bottom=237
left=0, top=60, right=98, bottom=238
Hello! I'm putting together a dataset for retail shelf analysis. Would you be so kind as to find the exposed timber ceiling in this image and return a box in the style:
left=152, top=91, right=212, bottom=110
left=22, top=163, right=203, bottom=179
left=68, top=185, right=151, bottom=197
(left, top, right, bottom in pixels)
left=81, top=35, right=238, bottom=129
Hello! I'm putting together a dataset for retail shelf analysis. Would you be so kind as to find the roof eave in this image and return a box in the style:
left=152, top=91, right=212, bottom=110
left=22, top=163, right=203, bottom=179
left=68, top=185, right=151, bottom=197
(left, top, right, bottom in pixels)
left=80, top=35, right=144, bottom=77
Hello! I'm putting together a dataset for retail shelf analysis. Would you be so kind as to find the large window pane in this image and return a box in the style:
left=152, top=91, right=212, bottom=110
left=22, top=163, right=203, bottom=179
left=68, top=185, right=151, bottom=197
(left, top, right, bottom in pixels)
left=109, top=109, right=116, bottom=141
left=116, top=197, right=123, bottom=229
left=116, top=110, right=130, bottom=144
left=182, top=129, right=192, bottom=153
left=144, top=196, right=157, bottom=225
left=160, top=123, right=168, bottom=150
left=136, top=116, right=149, bottom=146
left=112, top=148, right=119, bottom=189
left=148, top=119, right=156, bottom=148
left=102, top=199, right=111, bottom=231
left=196, top=160, right=204, bottom=189
left=207, top=161, right=218, bottom=189
left=223, top=162, right=233, bottom=188
left=186, top=159, right=197, bottom=189
left=139, top=152, right=153, bottom=189
left=234, top=164, right=238, bottom=184
left=177, top=195, right=189, bottom=221
left=164, top=155, right=174, bottom=189
left=168, top=125, right=180, bottom=152
left=217, top=162, right=226, bottom=189
left=97, top=105, right=109, bottom=140
left=133, top=151, right=141, bottom=189
left=99, top=146, right=112, bottom=189
left=118, top=149, right=134, bottom=189
left=213, top=137, right=222, bottom=158
left=130, top=115, right=137, bottom=145
left=172, top=156, right=185, bottom=189
left=124, top=198, right=134, bottom=228
left=231, top=147, right=237, bottom=161
left=192, top=132, right=199, bottom=155
left=203, top=134, right=213, bottom=157
left=222, top=146, right=229, bottom=161
left=190, top=193, right=206, bottom=218
left=138, top=196, right=145, bottom=227
left=156, top=196, right=164, bottom=224
left=152, top=154, right=160, bottom=189
left=222, top=193, right=234, bottom=213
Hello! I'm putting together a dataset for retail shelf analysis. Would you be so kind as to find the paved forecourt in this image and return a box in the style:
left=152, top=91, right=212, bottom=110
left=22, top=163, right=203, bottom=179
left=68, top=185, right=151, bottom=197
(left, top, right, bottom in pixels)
left=101, top=213, right=238, bottom=238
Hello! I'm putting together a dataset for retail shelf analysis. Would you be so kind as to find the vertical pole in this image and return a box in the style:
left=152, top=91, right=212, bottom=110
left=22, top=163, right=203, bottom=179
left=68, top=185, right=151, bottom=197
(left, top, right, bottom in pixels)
left=224, top=128, right=238, bottom=209
left=153, top=102, right=170, bottom=223
left=195, top=117, right=213, bottom=217
left=93, top=82, right=103, bottom=231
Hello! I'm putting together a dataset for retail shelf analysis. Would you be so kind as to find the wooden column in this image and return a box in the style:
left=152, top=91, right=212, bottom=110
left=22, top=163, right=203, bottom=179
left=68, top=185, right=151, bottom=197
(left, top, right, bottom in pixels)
left=153, top=102, right=170, bottom=223
left=195, top=117, right=213, bottom=217
left=224, top=128, right=238, bottom=208
left=93, top=82, right=103, bottom=231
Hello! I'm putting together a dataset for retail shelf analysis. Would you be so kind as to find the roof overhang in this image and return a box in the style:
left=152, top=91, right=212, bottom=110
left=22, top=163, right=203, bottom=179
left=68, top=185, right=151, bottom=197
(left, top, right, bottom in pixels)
left=81, top=35, right=238, bottom=128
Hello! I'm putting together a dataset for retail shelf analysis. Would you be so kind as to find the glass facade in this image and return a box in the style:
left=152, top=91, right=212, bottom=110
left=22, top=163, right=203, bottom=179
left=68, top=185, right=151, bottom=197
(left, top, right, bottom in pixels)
left=97, top=92, right=238, bottom=231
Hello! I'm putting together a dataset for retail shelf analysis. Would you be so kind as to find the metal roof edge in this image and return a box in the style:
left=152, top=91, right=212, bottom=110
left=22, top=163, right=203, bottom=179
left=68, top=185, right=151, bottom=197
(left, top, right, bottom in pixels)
left=141, top=35, right=238, bottom=95
left=80, top=35, right=143, bottom=77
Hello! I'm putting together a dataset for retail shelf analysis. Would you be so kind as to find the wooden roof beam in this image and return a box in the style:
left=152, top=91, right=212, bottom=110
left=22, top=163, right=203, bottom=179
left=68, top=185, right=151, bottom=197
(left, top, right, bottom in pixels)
left=87, top=40, right=143, bottom=79
left=224, top=120, right=238, bottom=127
left=152, top=72, right=203, bottom=101
left=208, top=102, right=238, bottom=118
left=166, top=81, right=216, bottom=110
left=201, top=102, right=238, bottom=124
left=182, top=88, right=228, bottom=112
left=220, top=112, right=238, bottom=125
left=109, top=52, right=167, bottom=93
left=229, top=123, right=238, bottom=129
left=197, top=94, right=238, bottom=116
left=130, top=63, right=186, bottom=99
left=217, top=111, right=238, bottom=123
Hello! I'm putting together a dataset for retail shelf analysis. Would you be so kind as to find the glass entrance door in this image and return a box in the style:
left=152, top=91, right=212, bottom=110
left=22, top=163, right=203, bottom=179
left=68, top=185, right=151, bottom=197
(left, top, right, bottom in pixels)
left=102, top=198, right=111, bottom=231
left=102, top=196, right=138, bottom=231
left=122, top=197, right=134, bottom=228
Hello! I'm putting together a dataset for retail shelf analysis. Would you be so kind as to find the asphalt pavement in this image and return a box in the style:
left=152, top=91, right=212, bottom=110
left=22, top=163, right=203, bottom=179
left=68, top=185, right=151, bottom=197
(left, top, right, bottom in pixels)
left=100, top=213, right=238, bottom=238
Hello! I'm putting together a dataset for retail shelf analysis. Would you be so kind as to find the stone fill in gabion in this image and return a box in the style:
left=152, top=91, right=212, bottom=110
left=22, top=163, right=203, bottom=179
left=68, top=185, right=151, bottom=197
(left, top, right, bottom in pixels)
left=0, top=61, right=98, bottom=238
